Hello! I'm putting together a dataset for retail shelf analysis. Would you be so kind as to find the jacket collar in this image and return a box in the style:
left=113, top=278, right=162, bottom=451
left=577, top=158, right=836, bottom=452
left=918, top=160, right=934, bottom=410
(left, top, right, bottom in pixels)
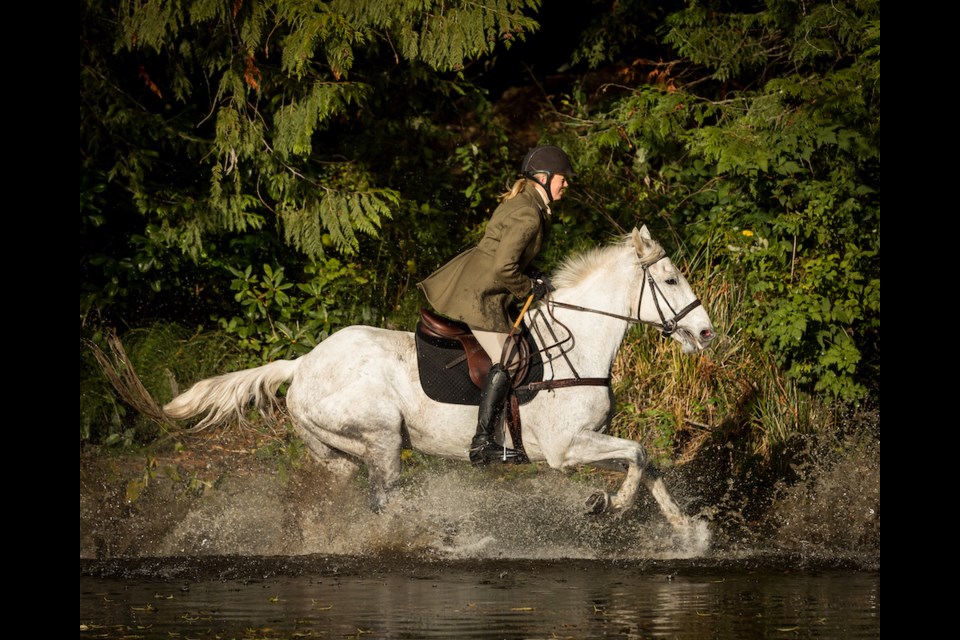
left=524, top=181, right=551, bottom=216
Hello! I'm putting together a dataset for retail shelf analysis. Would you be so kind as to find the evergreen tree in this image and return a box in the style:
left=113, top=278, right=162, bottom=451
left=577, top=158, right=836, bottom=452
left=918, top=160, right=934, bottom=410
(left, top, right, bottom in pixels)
left=81, top=0, right=541, bottom=327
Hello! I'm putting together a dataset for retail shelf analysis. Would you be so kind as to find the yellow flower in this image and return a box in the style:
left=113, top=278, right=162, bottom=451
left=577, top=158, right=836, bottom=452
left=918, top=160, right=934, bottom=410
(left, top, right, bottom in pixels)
left=741, top=230, right=754, bottom=237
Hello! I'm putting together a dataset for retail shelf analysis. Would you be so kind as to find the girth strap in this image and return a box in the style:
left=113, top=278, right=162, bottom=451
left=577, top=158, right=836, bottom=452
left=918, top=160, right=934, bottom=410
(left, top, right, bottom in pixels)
left=519, top=377, right=610, bottom=391
left=506, top=377, right=610, bottom=461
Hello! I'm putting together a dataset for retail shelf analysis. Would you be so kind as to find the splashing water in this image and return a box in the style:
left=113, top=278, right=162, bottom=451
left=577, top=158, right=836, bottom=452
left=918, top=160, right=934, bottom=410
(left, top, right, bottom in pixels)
left=82, top=458, right=713, bottom=561
left=80, top=424, right=878, bottom=568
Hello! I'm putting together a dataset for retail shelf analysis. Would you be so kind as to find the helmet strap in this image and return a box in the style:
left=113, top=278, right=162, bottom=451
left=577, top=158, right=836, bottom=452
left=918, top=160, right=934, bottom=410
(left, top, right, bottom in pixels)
left=527, top=172, right=555, bottom=203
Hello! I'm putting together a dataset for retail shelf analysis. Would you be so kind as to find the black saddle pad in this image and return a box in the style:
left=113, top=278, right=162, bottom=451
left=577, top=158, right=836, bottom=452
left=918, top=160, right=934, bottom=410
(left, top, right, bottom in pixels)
left=415, top=323, right=543, bottom=406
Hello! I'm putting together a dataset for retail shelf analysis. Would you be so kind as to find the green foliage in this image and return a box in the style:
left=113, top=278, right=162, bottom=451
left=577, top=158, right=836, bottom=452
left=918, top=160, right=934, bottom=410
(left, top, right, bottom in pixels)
left=273, top=83, right=372, bottom=158
left=81, top=0, right=541, bottom=328
left=455, top=135, right=512, bottom=211
left=662, top=4, right=783, bottom=83
left=217, top=258, right=376, bottom=363
left=80, top=350, right=129, bottom=444
left=609, top=258, right=834, bottom=473
left=566, top=0, right=879, bottom=401
left=570, top=0, right=672, bottom=69
left=81, top=323, right=248, bottom=446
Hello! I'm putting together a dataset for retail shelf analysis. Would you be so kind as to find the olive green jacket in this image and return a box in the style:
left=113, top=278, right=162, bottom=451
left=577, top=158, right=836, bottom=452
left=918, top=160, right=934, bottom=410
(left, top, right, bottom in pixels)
left=418, top=183, right=548, bottom=333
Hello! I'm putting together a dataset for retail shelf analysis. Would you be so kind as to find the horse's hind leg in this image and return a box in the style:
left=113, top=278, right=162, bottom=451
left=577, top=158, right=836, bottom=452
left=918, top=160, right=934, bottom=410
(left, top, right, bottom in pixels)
left=297, top=427, right=361, bottom=478
left=357, top=423, right=402, bottom=513
left=298, top=420, right=404, bottom=513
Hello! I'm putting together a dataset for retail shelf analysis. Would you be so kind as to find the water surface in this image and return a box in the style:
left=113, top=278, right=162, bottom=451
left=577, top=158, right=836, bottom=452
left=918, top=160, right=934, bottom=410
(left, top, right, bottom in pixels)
left=81, top=554, right=879, bottom=639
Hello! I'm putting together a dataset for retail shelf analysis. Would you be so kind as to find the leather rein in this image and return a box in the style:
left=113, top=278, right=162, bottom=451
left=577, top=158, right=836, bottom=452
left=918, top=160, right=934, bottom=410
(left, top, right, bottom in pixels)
left=514, top=254, right=703, bottom=393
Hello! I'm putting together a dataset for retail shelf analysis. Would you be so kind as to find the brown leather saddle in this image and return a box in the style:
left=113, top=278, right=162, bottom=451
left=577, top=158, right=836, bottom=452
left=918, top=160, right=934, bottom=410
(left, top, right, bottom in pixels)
left=416, top=308, right=542, bottom=460
left=417, top=308, right=532, bottom=390
left=415, top=309, right=609, bottom=461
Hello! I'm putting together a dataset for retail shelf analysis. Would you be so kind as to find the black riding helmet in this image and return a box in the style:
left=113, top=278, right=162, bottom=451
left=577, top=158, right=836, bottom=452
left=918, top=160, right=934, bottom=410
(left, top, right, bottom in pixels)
left=521, top=145, right=576, bottom=203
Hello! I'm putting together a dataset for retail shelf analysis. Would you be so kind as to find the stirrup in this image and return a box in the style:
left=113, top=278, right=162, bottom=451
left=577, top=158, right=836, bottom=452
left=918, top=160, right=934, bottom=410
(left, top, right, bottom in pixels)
left=469, top=441, right=524, bottom=466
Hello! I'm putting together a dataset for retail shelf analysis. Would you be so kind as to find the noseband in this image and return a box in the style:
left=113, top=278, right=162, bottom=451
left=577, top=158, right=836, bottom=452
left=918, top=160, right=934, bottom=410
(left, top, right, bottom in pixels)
left=546, top=255, right=702, bottom=337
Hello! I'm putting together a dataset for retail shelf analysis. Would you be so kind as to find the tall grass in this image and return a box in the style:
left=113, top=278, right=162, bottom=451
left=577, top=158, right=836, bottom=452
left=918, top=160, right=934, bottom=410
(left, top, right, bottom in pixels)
left=609, top=263, right=832, bottom=469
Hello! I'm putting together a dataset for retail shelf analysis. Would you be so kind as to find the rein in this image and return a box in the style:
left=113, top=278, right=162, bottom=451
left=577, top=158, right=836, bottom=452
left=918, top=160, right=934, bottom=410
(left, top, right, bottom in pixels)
left=547, top=254, right=702, bottom=338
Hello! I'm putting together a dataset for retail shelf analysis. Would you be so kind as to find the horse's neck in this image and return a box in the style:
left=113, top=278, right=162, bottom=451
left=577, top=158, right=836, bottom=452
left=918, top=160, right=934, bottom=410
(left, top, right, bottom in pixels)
left=530, top=263, right=636, bottom=378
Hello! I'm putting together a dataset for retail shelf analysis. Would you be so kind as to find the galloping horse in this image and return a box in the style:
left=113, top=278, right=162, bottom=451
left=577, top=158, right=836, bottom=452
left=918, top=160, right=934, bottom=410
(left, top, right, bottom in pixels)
left=164, top=226, right=715, bottom=529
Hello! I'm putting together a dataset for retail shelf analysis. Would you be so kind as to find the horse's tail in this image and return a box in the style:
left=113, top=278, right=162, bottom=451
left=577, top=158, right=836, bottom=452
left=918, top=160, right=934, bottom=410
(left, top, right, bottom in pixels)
left=164, top=359, right=300, bottom=430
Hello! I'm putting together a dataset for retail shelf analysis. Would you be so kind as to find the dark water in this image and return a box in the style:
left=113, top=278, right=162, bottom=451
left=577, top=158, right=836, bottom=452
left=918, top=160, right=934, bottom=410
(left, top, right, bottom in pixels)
left=80, top=555, right=878, bottom=639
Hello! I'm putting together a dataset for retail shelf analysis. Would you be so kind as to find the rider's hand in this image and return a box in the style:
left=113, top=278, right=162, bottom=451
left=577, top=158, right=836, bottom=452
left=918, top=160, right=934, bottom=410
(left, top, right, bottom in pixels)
left=530, top=276, right=554, bottom=301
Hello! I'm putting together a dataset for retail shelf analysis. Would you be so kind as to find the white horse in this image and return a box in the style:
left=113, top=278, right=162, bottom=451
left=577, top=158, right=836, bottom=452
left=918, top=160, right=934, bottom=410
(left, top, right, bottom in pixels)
left=164, top=226, right=715, bottom=529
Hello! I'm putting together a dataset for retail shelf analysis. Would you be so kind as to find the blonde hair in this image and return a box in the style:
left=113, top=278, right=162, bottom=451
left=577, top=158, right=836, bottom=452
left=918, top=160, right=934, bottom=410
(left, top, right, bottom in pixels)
left=499, top=178, right=526, bottom=201
left=499, top=176, right=546, bottom=201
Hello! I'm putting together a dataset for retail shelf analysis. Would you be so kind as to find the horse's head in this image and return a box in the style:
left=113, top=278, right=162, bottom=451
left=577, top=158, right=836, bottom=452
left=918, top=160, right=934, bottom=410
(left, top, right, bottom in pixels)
left=632, top=226, right=715, bottom=353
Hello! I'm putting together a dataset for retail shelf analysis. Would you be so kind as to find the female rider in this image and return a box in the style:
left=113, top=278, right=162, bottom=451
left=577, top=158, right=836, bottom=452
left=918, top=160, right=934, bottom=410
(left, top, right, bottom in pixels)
left=418, top=145, right=576, bottom=465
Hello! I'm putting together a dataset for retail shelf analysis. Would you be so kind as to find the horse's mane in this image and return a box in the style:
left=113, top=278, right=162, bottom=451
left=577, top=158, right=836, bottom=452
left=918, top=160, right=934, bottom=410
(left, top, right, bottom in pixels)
left=552, top=232, right=665, bottom=289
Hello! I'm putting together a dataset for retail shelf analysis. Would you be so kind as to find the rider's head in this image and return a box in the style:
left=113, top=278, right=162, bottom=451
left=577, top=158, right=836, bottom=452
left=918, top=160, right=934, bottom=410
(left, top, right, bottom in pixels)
left=521, top=145, right=575, bottom=203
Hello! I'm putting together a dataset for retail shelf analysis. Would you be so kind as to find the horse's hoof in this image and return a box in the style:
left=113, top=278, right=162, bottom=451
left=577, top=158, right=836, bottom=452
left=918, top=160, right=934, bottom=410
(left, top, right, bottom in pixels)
left=585, top=491, right=609, bottom=515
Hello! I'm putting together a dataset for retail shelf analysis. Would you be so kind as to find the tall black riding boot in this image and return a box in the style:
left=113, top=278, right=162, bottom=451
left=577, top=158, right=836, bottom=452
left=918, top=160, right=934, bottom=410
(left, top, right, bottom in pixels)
left=469, top=363, right=523, bottom=466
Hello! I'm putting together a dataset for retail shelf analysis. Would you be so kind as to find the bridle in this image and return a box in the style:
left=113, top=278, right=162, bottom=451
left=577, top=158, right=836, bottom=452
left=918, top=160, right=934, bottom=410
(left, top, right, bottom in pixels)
left=505, top=254, right=704, bottom=454
left=544, top=254, right=702, bottom=338
left=516, top=252, right=701, bottom=389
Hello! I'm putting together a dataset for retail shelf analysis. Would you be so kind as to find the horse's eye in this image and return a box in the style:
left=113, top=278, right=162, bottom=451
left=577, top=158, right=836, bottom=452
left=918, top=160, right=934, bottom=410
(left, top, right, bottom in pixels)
left=666, top=278, right=678, bottom=285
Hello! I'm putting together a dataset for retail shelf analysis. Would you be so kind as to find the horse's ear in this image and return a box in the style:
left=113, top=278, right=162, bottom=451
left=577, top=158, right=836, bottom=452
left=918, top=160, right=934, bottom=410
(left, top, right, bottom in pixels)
left=632, top=226, right=655, bottom=257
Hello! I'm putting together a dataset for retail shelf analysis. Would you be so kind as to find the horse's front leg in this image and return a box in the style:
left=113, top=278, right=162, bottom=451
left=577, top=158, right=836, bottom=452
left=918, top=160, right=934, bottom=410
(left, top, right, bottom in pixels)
left=560, top=431, right=644, bottom=513
left=559, top=431, right=689, bottom=530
